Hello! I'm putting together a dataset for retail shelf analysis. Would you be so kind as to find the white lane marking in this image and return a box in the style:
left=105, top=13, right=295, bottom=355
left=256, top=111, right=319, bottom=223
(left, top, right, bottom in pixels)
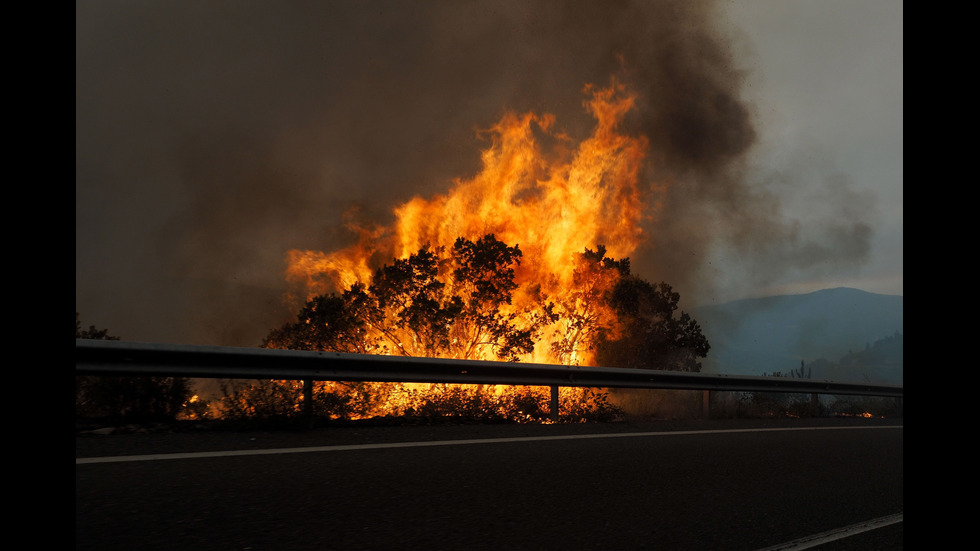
left=754, top=512, right=903, bottom=550
left=76, top=425, right=901, bottom=465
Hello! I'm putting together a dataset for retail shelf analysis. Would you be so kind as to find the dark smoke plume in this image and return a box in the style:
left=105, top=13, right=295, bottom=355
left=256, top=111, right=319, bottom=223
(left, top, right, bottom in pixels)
left=75, top=0, right=873, bottom=346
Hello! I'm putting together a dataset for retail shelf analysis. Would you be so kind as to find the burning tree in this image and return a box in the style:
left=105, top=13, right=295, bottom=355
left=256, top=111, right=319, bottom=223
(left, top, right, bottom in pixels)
left=546, top=245, right=631, bottom=366
left=270, top=80, right=713, bottom=368
left=284, top=81, right=656, bottom=364
left=265, top=237, right=708, bottom=371
left=264, top=234, right=550, bottom=361
left=257, top=237, right=703, bottom=423
left=249, top=80, right=710, bottom=422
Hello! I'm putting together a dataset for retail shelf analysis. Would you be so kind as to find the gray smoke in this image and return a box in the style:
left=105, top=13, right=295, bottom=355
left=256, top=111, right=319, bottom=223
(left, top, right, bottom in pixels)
left=75, top=0, right=875, bottom=346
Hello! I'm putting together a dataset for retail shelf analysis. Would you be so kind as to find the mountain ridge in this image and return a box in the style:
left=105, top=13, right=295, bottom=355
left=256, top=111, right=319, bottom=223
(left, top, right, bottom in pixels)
left=691, top=287, right=903, bottom=384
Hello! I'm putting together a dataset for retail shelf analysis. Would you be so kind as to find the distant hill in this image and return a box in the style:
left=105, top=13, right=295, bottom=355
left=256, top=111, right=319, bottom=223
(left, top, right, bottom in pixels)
left=691, top=288, right=903, bottom=385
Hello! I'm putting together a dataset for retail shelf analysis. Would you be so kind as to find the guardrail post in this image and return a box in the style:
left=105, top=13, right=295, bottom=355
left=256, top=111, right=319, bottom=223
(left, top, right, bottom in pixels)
left=303, top=379, right=314, bottom=427
left=550, top=385, right=559, bottom=422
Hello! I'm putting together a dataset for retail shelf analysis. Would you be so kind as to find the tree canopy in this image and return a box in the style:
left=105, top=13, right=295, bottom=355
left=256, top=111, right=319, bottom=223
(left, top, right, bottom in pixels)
left=264, top=234, right=709, bottom=371
left=594, top=277, right=710, bottom=372
left=264, top=235, right=548, bottom=361
left=76, top=312, right=120, bottom=340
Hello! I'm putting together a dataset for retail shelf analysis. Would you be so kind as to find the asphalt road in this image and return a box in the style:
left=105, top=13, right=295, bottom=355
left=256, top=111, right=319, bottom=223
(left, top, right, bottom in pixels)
left=76, top=418, right=902, bottom=550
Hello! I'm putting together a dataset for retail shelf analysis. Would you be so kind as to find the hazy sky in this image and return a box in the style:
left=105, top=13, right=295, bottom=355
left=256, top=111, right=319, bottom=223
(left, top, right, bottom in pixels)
left=76, top=0, right=902, bottom=347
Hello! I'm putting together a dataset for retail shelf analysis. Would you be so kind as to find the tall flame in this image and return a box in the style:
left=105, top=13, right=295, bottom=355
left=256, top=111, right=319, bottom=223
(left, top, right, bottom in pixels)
left=285, top=80, right=658, bottom=365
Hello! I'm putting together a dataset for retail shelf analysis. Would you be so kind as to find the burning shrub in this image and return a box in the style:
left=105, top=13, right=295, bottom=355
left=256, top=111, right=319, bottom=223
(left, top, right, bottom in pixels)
left=208, top=380, right=621, bottom=425
left=215, top=379, right=305, bottom=420
left=401, top=384, right=507, bottom=421
left=214, top=379, right=392, bottom=422
left=556, top=388, right=622, bottom=423
left=499, top=386, right=551, bottom=423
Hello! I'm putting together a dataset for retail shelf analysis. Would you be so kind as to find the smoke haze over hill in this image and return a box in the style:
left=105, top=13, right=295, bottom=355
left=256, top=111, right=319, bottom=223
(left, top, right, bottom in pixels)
left=695, top=287, right=903, bottom=384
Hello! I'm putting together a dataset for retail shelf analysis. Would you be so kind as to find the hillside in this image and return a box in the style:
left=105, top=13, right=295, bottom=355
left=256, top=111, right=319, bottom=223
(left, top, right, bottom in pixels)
left=692, top=288, right=903, bottom=385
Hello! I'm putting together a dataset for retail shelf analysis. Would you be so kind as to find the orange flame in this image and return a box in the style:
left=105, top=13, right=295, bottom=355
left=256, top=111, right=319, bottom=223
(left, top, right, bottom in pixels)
left=286, top=80, right=658, bottom=366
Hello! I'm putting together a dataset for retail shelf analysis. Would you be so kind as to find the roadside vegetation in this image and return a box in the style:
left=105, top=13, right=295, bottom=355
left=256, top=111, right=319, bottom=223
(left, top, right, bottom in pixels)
left=76, top=301, right=900, bottom=431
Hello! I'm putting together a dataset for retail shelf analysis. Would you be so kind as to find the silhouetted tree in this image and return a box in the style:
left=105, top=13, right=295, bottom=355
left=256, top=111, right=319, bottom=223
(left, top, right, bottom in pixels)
left=76, top=312, right=120, bottom=341
left=75, top=313, right=191, bottom=422
left=594, top=277, right=710, bottom=372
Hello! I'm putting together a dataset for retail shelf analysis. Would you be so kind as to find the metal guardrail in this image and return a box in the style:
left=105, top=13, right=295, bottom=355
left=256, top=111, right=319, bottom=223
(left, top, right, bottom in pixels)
left=75, top=339, right=903, bottom=398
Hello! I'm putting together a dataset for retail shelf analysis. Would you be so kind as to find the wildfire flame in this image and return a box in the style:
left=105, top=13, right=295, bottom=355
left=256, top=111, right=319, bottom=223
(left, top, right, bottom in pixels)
left=285, top=80, right=658, bottom=366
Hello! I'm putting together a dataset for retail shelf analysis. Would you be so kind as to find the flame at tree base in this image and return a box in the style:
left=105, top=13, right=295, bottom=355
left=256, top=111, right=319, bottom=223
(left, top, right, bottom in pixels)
left=188, top=381, right=622, bottom=424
